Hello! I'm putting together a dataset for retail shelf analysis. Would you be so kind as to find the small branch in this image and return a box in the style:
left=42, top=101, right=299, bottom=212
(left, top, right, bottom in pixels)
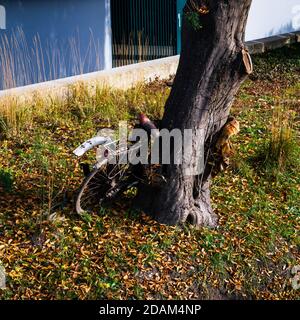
left=242, top=48, right=253, bottom=75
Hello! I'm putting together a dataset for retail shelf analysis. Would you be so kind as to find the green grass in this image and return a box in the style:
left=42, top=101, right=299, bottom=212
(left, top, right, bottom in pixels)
left=0, top=44, right=299, bottom=300
left=0, top=167, right=14, bottom=192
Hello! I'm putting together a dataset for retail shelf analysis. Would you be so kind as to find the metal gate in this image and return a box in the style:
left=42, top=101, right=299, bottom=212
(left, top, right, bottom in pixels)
left=111, top=0, right=177, bottom=67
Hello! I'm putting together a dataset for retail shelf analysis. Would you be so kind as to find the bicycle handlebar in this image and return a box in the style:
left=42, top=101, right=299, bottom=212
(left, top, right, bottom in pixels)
left=73, top=136, right=111, bottom=157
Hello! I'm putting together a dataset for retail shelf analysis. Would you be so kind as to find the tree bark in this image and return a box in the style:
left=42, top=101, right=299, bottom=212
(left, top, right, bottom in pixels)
left=137, top=0, right=252, bottom=227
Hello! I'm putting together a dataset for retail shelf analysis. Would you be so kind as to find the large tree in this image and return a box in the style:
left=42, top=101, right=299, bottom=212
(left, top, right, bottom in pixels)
left=138, top=0, right=253, bottom=227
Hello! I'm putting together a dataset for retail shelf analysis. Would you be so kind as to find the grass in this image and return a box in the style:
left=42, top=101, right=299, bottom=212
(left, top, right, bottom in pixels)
left=254, top=106, right=299, bottom=177
left=0, top=27, right=168, bottom=89
left=0, top=44, right=299, bottom=300
left=0, top=27, right=102, bottom=90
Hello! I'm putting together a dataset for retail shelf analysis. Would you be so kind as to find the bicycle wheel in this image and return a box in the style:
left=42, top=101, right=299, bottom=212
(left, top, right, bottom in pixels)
left=75, top=159, right=135, bottom=215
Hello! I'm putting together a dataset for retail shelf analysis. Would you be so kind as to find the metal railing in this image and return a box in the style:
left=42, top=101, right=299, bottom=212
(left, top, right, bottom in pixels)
left=111, top=0, right=177, bottom=67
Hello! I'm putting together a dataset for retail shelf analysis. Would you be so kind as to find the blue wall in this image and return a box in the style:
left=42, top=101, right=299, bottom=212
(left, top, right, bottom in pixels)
left=0, top=0, right=112, bottom=90
left=1, top=0, right=299, bottom=90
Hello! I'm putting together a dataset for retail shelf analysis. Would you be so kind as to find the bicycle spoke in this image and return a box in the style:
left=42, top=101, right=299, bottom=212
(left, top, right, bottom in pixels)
left=76, top=145, right=141, bottom=215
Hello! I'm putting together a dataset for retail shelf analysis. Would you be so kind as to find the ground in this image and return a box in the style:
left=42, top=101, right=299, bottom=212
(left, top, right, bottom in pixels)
left=0, top=44, right=299, bottom=300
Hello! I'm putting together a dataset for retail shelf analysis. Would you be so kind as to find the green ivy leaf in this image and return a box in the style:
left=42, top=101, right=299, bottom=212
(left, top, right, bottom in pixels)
left=185, top=12, right=203, bottom=31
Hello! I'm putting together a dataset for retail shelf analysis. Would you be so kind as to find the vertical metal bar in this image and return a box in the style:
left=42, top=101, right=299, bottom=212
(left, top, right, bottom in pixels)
left=112, top=0, right=180, bottom=66
left=177, top=0, right=186, bottom=54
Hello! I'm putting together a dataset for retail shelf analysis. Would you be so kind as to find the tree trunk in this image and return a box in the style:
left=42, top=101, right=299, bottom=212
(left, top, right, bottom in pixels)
left=137, top=0, right=252, bottom=227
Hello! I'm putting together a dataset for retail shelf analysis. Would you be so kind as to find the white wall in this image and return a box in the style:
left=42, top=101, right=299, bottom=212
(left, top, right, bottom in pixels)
left=246, top=0, right=300, bottom=41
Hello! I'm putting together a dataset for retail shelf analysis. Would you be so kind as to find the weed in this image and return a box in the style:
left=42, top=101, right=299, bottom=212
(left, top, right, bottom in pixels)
left=254, top=105, right=299, bottom=177
left=0, top=167, right=14, bottom=192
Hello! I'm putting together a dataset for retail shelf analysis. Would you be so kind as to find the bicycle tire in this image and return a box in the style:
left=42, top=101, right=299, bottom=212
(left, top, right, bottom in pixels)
left=76, top=159, right=137, bottom=215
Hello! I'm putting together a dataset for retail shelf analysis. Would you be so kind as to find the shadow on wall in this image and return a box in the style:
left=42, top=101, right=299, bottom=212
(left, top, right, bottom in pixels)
left=267, top=20, right=298, bottom=37
left=0, top=27, right=102, bottom=90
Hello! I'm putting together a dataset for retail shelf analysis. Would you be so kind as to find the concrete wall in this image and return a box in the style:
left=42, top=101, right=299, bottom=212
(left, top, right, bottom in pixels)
left=0, top=31, right=299, bottom=105
left=0, top=54, right=179, bottom=104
